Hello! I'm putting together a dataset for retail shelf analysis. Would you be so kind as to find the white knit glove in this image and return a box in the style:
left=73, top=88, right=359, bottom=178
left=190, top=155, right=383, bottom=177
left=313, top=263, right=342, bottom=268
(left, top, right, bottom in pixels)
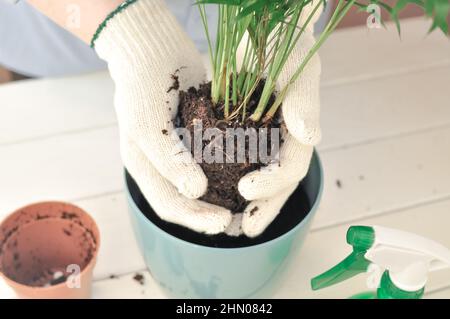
left=94, top=0, right=232, bottom=234
left=237, top=3, right=322, bottom=237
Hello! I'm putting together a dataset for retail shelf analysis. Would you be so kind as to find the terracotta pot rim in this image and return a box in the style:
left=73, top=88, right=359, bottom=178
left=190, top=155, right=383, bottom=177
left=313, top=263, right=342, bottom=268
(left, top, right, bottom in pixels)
left=0, top=201, right=100, bottom=291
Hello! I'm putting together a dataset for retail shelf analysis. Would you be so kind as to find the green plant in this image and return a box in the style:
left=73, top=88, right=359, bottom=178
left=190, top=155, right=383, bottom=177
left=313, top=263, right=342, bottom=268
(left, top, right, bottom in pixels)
left=197, top=0, right=449, bottom=123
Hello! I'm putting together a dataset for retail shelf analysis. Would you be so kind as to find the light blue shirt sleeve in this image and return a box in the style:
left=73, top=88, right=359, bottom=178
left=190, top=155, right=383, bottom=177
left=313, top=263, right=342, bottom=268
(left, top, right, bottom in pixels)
left=0, top=0, right=217, bottom=77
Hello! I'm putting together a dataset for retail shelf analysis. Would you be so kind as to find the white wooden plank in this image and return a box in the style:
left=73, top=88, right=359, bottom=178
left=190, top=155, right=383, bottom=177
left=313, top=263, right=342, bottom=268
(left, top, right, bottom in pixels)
left=0, top=72, right=115, bottom=145
left=320, top=18, right=450, bottom=86
left=0, top=279, right=15, bottom=299
left=1, top=80, right=449, bottom=297
left=3, top=64, right=449, bottom=155
left=319, top=65, right=450, bottom=150
left=73, top=193, right=146, bottom=280
left=1, top=113, right=449, bottom=285
left=0, top=20, right=446, bottom=151
left=93, top=275, right=450, bottom=299
left=314, top=125, right=450, bottom=230
left=89, top=196, right=450, bottom=299
left=5, top=64, right=450, bottom=154
left=4, top=123, right=449, bottom=277
left=425, top=287, right=450, bottom=299
left=2, top=163, right=449, bottom=299
left=92, top=272, right=165, bottom=299
left=0, top=127, right=123, bottom=216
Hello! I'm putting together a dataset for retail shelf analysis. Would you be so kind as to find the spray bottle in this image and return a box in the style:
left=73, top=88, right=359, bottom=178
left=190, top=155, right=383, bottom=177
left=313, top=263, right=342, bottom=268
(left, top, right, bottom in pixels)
left=311, top=225, right=450, bottom=299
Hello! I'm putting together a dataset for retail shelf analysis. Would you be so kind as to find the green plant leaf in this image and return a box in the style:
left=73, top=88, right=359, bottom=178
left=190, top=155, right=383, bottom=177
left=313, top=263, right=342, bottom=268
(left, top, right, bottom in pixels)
left=426, top=0, right=450, bottom=34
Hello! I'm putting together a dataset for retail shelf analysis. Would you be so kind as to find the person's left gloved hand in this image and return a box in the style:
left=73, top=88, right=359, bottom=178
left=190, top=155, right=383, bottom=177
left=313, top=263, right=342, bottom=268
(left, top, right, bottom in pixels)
left=236, top=6, right=322, bottom=238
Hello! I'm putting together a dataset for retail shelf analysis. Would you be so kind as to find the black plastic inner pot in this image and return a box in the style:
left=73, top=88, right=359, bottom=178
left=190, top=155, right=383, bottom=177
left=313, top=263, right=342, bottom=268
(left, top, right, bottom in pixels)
left=126, top=154, right=321, bottom=248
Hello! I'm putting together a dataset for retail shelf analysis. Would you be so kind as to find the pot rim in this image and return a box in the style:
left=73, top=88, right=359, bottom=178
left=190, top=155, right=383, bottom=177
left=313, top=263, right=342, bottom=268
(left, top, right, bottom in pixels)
left=126, top=151, right=324, bottom=252
left=0, top=201, right=100, bottom=291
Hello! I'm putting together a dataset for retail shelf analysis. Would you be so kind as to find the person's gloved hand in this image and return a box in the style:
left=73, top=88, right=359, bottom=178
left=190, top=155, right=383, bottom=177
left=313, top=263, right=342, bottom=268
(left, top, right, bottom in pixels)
left=237, top=4, right=322, bottom=238
left=93, top=0, right=232, bottom=234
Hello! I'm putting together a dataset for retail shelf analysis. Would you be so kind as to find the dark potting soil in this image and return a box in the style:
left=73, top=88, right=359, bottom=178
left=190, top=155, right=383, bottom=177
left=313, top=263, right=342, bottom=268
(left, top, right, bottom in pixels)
left=177, top=81, right=280, bottom=213
left=126, top=170, right=311, bottom=248
left=133, top=273, right=145, bottom=285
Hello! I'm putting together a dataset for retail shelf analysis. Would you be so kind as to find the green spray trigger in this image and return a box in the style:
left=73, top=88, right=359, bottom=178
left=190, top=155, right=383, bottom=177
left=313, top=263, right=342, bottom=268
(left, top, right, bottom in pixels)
left=311, top=226, right=375, bottom=290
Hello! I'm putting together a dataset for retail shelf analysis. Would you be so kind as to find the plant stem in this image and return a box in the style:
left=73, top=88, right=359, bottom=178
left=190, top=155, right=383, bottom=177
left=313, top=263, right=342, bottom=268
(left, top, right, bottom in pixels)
left=263, top=0, right=356, bottom=122
left=250, top=3, right=305, bottom=122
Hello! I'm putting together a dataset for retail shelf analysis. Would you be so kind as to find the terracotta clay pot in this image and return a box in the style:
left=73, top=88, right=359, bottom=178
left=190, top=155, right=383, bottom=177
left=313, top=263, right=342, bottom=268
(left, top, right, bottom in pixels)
left=0, top=202, right=100, bottom=299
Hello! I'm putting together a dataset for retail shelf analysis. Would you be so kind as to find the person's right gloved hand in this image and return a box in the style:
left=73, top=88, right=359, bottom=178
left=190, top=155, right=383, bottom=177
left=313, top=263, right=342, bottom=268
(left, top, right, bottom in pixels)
left=236, top=3, right=322, bottom=238
left=93, top=0, right=232, bottom=234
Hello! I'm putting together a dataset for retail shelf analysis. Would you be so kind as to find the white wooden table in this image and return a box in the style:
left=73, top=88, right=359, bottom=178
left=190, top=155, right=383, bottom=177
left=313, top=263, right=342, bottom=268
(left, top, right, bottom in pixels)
left=1, top=18, right=450, bottom=299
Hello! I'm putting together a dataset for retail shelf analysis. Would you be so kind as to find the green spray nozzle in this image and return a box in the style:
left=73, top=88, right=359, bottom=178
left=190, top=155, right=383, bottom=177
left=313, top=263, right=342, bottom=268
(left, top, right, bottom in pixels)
left=346, top=225, right=375, bottom=250
left=311, top=226, right=375, bottom=291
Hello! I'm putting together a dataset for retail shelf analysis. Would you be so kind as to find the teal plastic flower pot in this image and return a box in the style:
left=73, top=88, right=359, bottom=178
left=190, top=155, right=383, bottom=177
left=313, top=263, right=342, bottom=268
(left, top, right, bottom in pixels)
left=125, top=151, right=323, bottom=298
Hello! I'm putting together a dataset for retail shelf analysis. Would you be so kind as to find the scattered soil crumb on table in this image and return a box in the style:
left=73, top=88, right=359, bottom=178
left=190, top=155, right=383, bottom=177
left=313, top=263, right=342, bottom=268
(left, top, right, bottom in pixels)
left=133, top=273, right=145, bottom=286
